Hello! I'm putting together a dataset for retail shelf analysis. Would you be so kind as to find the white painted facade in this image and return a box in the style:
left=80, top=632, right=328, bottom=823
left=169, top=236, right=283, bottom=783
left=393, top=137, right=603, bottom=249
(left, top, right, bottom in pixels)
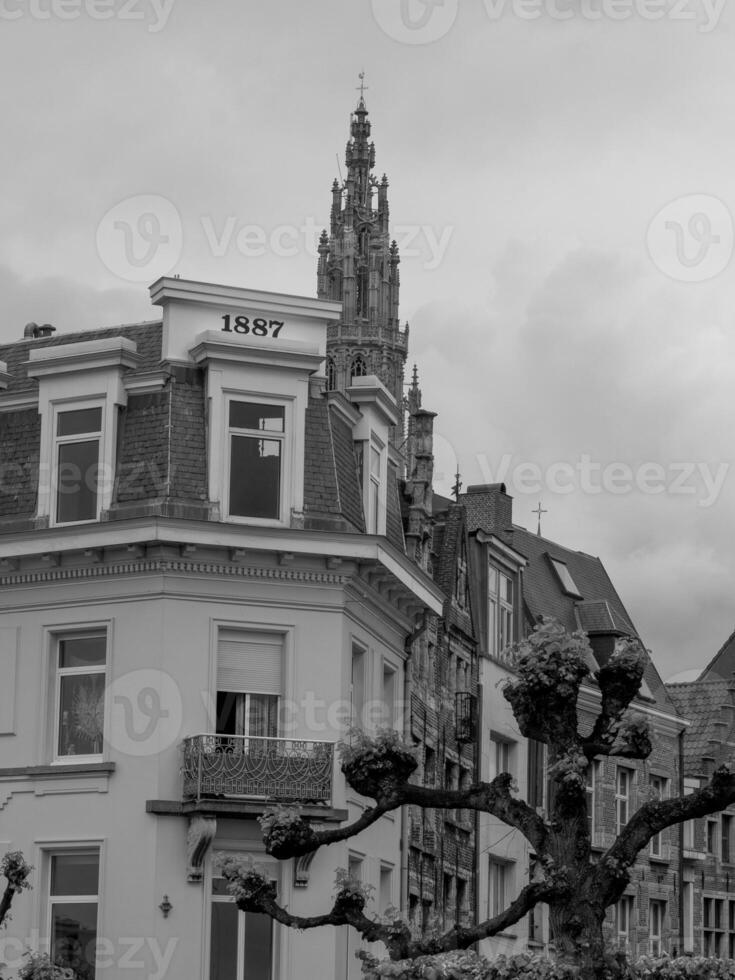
left=0, top=279, right=443, bottom=980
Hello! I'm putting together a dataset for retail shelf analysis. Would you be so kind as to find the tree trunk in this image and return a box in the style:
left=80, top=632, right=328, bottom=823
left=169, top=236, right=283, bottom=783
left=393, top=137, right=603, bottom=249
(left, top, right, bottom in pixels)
left=550, top=891, right=607, bottom=980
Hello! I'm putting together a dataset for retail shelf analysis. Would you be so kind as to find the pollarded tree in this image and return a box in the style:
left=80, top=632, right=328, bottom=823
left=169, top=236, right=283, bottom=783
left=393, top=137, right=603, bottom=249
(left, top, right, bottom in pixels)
left=221, top=619, right=735, bottom=979
left=0, top=850, right=32, bottom=928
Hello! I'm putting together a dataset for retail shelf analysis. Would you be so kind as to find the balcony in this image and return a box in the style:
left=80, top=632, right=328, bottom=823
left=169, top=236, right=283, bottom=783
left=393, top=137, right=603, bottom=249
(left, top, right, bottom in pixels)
left=182, top=734, right=335, bottom=806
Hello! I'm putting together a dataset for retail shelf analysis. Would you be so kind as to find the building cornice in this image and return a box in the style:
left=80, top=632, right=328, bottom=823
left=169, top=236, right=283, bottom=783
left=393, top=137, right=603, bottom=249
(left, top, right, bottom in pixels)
left=25, top=337, right=142, bottom=378
left=0, top=518, right=444, bottom=615
left=189, top=333, right=324, bottom=373
left=0, top=557, right=352, bottom=589
left=150, top=277, right=342, bottom=322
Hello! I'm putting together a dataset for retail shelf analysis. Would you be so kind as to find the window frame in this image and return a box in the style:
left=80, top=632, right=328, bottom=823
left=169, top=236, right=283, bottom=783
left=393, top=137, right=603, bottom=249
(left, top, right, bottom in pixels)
left=52, top=630, right=108, bottom=765
left=649, top=899, right=666, bottom=956
left=206, top=853, right=277, bottom=980
left=616, top=767, right=632, bottom=835
left=722, top=813, right=734, bottom=864
left=51, top=400, right=105, bottom=527
left=487, top=561, right=514, bottom=658
left=615, top=895, right=634, bottom=951
left=585, top=760, right=601, bottom=842
left=649, top=775, right=668, bottom=858
left=41, top=842, right=104, bottom=980
left=224, top=394, right=290, bottom=526
left=488, top=859, right=511, bottom=921
left=707, top=818, right=719, bottom=858
left=492, top=735, right=514, bottom=779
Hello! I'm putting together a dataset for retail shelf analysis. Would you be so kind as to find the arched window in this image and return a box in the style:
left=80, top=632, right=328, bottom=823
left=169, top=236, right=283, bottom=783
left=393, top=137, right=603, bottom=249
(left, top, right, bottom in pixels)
left=326, top=357, right=336, bottom=391
left=351, top=354, right=367, bottom=381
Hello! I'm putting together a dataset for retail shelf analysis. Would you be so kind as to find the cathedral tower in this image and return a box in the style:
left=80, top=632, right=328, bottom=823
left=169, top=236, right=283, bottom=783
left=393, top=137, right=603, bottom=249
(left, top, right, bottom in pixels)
left=318, top=86, right=409, bottom=444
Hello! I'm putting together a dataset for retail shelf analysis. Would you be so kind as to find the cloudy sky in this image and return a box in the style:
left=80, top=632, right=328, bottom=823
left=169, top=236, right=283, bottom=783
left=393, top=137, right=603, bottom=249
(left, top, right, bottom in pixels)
left=1, top=0, right=733, bottom=680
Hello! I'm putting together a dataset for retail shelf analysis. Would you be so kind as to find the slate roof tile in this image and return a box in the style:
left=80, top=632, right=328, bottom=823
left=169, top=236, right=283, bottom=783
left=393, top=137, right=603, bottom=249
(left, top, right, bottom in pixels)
left=667, top=680, right=735, bottom=773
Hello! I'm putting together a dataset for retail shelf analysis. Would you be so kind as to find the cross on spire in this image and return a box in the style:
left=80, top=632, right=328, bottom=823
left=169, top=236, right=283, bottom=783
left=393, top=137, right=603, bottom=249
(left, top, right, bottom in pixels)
left=533, top=502, right=548, bottom=537
left=356, top=71, right=368, bottom=103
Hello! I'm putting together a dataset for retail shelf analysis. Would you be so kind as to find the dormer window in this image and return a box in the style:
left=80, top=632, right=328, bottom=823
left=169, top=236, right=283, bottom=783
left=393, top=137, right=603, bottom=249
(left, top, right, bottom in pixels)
left=227, top=400, right=286, bottom=521
left=549, top=557, right=583, bottom=598
left=26, top=336, right=140, bottom=527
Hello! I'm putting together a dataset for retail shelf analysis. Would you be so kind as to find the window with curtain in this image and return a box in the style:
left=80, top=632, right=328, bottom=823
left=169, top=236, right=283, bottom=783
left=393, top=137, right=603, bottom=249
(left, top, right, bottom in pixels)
left=216, top=630, right=284, bottom=739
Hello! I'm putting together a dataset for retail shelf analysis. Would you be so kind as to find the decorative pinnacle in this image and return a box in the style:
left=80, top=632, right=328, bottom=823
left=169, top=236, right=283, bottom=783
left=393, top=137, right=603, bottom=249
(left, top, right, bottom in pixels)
left=452, top=468, right=463, bottom=501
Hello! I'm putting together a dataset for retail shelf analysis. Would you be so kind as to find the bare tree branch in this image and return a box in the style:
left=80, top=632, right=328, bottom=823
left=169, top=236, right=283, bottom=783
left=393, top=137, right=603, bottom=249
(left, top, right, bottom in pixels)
left=235, top=871, right=562, bottom=961
left=265, top=775, right=548, bottom=860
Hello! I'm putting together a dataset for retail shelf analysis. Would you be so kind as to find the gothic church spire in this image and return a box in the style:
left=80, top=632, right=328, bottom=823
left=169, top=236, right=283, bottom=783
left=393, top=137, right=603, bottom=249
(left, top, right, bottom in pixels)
left=319, top=87, right=409, bottom=446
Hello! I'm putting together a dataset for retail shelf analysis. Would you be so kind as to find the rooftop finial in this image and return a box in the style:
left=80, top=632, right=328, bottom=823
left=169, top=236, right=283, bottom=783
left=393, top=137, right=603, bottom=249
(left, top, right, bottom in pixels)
left=452, top=467, right=463, bottom=501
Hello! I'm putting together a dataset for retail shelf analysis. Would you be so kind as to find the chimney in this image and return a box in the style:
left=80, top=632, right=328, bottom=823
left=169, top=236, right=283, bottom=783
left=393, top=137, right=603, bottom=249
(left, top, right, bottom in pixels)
left=463, top=483, right=513, bottom=533
left=23, top=322, right=56, bottom=339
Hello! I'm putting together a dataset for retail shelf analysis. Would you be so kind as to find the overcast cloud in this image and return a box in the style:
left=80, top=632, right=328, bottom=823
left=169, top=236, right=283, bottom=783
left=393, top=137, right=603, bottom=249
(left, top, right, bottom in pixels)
left=0, top=0, right=733, bottom=678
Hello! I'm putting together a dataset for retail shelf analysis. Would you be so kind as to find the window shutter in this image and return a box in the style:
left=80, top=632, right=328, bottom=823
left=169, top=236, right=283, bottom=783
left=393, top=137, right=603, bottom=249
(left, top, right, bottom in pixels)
left=217, top=630, right=283, bottom=695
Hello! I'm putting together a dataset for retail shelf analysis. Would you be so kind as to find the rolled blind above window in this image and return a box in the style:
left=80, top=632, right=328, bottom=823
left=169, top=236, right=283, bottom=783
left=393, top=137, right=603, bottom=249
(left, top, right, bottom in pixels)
left=217, top=629, right=284, bottom=695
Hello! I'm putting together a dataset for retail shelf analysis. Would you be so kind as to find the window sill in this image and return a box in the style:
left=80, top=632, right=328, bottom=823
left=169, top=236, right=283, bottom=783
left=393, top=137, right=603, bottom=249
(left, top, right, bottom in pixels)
left=0, top=762, right=115, bottom=779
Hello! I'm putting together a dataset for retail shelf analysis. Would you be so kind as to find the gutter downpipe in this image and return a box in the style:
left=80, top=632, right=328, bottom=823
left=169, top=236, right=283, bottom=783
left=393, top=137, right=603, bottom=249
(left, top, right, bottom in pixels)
left=678, top=727, right=685, bottom=955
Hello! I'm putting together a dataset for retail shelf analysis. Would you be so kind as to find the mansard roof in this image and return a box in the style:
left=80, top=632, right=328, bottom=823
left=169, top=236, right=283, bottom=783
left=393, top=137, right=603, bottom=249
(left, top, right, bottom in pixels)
left=0, top=322, right=164, bottom=394
left=0, top=321, right=403, bottom=544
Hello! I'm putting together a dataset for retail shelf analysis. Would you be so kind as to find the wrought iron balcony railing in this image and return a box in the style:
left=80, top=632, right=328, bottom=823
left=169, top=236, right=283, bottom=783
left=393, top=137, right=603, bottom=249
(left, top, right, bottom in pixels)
left=182, top=734, right=335, bottom=805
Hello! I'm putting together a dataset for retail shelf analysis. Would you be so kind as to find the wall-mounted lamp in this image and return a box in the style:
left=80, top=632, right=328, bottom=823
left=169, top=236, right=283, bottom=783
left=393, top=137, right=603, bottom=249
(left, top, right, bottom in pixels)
left=159, top=895, right=173, bottom=918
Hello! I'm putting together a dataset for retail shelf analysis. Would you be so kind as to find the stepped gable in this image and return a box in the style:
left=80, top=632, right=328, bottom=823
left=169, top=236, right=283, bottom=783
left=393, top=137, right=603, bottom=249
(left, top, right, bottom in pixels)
left=433, top=503, right=475, bottom=638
